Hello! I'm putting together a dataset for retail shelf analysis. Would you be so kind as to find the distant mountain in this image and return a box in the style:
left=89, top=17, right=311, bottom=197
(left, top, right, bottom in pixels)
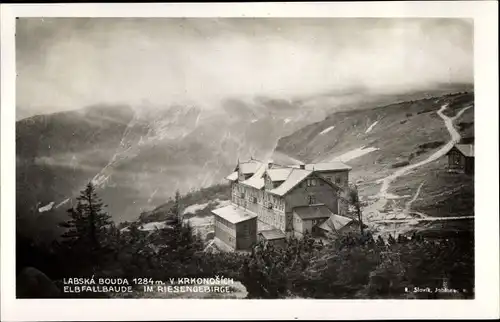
left=15, top=83, right=473, bottom=242
left=16, top=105, right=136, bottom=241
left=16, top=107, right=34, bottom=121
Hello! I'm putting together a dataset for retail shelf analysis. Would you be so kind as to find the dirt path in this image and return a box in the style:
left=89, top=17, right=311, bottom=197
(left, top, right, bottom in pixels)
left=363, top=104, right=473, bottom=237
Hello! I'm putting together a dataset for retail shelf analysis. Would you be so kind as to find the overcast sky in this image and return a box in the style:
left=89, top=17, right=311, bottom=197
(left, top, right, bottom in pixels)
left=16, top=18, right=473, bottom=115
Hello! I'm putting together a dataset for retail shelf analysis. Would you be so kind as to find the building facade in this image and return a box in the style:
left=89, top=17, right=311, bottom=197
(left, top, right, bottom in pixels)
left=221, top=159, right=354, bottom=242
left=212, top=205, right=257, bottom=251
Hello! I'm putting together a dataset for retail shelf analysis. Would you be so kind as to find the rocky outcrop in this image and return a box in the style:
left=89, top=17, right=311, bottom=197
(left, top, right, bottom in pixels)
left=16, top=267, right=61, bottom=298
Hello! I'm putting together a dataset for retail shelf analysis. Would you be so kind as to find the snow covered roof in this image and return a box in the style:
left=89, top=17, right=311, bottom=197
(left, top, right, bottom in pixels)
left=259, top=229, right=286, bottom=240
left=238, top=160, right=263, bottom=174
left=305, top=162, right=352, bottom=172
left=241, top=163, right=267, bottom=189
left=293, top=204, right=333, bottom=220
left=266, top=168, right=293, bottom=182
left=318, top=214, right=353, bottom=233
left=212, top=205, right=258, bottom=224
left=453, top=144, right=474, bottom=157
left=268, top=168, right=312, bottom=196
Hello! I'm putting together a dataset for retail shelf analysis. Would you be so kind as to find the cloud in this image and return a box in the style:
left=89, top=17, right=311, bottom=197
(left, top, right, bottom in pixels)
left=16, top=18, right=473, bottom=115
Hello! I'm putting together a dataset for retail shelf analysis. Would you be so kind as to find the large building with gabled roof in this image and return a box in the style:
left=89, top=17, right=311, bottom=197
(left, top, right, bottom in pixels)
left=213, top=157, right=355, bottom=245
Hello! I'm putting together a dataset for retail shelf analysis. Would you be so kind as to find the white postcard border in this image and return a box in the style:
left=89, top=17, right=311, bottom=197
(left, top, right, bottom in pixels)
left=1, top=2, right=499, bottom=321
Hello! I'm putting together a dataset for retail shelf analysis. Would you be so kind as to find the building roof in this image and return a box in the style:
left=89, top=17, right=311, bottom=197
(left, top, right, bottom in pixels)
left=293, top=204, right=333, bottom=220
left=238, top=160, right=263, bottom=174
left=266, top=168, right=293, bottom=182
left=212, top=205, right=258, bottom=224
left=451, top=144, right=474, bottom=158
left=258, top=229, right=286, bottom=240
left=318, top=214, right=353, bottom=233
left=225, top=171, right=238, bottom=181
left=228, top=159, right=346, bottom=195
left=305, top=162, right=352, bottom=172
left=268, top=168, right=312, bottom=196
left=241, top=163, right=267, bottom=189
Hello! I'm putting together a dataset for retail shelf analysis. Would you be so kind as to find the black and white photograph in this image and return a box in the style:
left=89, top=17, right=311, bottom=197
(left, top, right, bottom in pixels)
left=1, top=2, right=499, bottom=321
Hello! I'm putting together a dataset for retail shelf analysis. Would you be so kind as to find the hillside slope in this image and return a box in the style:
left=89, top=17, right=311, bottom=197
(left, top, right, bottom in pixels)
left=276, top=91, right=474, bottom=237
left=16, top=84, right=473, bottom=242
left=136, top=90, right=474, bottom=242
left=16, top=105, right=136, bottom=241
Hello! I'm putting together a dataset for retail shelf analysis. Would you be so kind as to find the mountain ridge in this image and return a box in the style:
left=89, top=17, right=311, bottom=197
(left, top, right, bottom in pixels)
left=15, top=84, right=474, bottom=242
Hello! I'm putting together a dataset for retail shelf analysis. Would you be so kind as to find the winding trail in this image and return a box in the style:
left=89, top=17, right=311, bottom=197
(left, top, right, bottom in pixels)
left=364, top=104, right=473, bottom=237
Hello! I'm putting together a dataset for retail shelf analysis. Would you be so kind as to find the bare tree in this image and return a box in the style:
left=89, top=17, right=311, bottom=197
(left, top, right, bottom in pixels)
left=347, top=184, right=364, bottom=235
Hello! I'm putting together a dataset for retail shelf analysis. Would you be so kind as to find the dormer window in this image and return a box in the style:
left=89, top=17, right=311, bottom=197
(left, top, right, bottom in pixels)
left=306, top=179, right=317, bottom=187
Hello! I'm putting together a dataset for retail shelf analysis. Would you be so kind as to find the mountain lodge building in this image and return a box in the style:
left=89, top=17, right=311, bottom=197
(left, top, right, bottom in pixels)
left=212, top=158, right=358, bottom=250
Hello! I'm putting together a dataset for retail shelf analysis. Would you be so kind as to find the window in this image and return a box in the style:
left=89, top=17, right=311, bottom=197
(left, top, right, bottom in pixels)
left=253, top=197, right=257, bottom=203
left=335, top=177, right=341, bottom=184
left=268, top=203, right=273, bottom=209
left=241, top=192, right=245, bottom=198
left=308, top=195, right=316, bottom=205
left=307, top=178, right=317, bottom=187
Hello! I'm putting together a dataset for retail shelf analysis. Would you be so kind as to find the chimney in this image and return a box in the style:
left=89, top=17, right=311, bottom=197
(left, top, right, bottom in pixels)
left=299, top=164, right=305, bottom=169
left=268, top=159, right=274, bottom=169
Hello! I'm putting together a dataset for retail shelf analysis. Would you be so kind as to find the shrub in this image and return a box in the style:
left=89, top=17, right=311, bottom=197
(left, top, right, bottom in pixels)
left=391, top=160, right=410, bottom=168
left=418, top=141, right=444, bottom=150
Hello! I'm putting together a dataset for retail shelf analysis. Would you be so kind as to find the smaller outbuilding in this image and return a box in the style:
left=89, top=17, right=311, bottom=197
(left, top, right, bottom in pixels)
left=212, top=205, right=258, bottom=251
left=258, top=229, right=286, bottom=248
left=446, top=144, right=474, bottom=174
